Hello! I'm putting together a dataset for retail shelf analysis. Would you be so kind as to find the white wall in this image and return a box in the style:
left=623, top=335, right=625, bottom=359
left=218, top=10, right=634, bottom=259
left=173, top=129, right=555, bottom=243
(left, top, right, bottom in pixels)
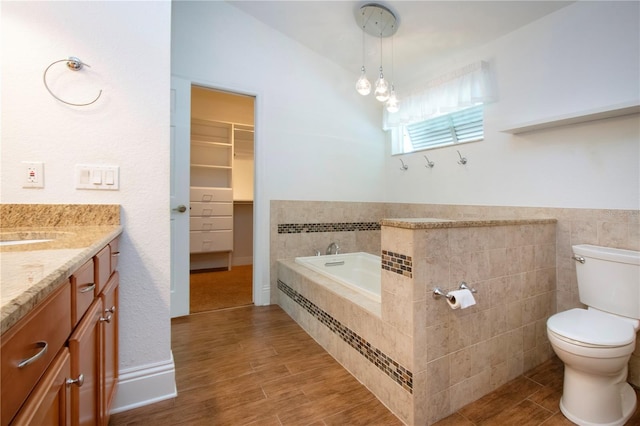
left=171, top=1, right=388, bottom=303
left=171, top=1, right=386, bottom=202
left=1, top=0, right=174, bottom=409
left=385, top=1, right=640, bottom=210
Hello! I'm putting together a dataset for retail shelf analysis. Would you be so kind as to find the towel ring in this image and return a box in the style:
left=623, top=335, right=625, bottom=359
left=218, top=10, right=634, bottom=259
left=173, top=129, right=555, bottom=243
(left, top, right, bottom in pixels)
left=43, top=57, right=102, bottom=106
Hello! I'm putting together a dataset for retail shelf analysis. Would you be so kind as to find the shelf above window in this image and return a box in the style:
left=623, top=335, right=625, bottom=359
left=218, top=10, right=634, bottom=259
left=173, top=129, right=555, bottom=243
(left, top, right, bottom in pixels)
left=500, top=100, right=640, bottom=134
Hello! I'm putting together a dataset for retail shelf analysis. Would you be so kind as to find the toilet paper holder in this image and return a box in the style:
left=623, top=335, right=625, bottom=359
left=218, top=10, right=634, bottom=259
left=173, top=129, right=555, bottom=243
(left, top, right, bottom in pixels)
left=433, top=282, right=477, bottom=300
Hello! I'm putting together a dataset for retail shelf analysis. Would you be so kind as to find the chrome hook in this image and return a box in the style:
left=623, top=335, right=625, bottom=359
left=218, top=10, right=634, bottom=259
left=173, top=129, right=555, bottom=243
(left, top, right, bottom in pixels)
left=43, top=56, right=103, bottom=107
left=424, top=155, right=434, bottom=168
left=399, top=158, right=408, bottom=171
left=457, top=150, right=467, bottom=165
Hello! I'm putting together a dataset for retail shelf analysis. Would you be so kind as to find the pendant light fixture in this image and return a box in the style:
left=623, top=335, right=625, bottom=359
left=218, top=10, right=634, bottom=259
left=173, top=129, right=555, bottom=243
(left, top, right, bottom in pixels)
left=355, top=25, right=371, bottom=95
left=354, top=3, right=399, bottom=111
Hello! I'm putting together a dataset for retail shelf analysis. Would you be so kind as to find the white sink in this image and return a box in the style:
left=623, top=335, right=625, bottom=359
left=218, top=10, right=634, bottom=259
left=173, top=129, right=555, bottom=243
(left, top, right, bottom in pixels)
left=0, top=239, right=53, bottom=247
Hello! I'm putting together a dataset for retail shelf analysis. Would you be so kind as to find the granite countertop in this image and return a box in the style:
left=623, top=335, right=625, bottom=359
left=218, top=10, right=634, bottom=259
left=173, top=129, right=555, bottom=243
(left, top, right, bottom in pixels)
left=0, top=204, right=122, bottom=335
left=380, top=217, right=557, bottom=229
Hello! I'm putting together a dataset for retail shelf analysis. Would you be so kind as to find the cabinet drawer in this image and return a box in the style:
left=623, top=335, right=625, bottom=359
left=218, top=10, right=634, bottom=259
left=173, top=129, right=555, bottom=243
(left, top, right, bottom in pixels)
left=93, top=245, right=110, bottom=296
left=71, top=259, right=95, bottom=328
left=190, top=217, right=233, bottom=231
left=190, top=202, right=233, bottom=217
left=190, top=187, right=232, bottom=202
left=109, top=237, right=120, bottom=275
left=1, top=283, right=71, bottom=426
left=190, top=230, right=233, bottom=253
left=11, top=347, right=71, bottom=426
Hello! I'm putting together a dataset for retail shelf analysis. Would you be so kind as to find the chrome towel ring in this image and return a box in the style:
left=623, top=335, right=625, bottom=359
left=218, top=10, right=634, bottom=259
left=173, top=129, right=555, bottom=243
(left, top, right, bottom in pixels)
left=43, top=57, right=102, bottom=106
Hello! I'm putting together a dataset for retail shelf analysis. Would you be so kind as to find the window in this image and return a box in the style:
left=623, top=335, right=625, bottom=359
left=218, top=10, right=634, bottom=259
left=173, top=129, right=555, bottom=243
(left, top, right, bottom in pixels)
left=400, top=104, right=484, bottom=153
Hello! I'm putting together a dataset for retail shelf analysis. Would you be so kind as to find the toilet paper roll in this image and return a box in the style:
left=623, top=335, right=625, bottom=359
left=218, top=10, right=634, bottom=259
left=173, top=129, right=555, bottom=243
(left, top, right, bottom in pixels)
left=446, top=289, right=476, bottom=310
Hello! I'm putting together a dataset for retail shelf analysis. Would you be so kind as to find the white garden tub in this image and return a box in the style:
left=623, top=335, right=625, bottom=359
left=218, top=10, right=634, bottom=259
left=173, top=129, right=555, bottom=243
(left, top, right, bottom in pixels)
left=294, top=252, right=381, bottom=302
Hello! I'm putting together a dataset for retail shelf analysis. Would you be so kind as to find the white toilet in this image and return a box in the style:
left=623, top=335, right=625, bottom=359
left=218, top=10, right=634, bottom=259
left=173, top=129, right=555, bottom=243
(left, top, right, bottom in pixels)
left=547, top=244, right=640, bottom=426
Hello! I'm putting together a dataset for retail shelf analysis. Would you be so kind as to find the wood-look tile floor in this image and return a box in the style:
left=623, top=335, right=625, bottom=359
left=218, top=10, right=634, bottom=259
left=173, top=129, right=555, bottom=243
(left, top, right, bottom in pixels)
left=110, top=305, right=640, bottom=426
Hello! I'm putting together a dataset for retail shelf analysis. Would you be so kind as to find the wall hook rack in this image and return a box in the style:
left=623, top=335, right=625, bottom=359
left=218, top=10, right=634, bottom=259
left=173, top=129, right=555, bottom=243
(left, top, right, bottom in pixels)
left=399, top=159, right=408, bottom=171
left=457, top=150, right=468, bottom=165
left=43, top=56, right=103, bottom=106
left=424, top=155, right=435, bottom=168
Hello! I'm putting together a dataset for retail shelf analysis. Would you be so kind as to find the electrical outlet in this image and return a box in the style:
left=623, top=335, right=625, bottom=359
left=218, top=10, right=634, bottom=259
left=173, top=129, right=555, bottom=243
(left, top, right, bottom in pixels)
left=22, top=162, right=44, bottom=188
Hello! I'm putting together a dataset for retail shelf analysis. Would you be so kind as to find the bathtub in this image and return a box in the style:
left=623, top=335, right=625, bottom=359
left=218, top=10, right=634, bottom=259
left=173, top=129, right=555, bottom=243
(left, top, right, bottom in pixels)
left=294, top=252, right=381, bottom=302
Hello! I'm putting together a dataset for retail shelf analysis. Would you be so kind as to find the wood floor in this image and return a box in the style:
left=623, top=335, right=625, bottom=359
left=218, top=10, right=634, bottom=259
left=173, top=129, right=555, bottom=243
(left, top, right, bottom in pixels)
left=109, top=305, right=640, bottom=426
left=189, top=265, right=253, bottom=313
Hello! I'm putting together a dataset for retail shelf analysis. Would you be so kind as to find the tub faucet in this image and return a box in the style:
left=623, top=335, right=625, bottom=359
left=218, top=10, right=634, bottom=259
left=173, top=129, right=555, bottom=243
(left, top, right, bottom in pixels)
left=326, top=242, right=340, bottom=255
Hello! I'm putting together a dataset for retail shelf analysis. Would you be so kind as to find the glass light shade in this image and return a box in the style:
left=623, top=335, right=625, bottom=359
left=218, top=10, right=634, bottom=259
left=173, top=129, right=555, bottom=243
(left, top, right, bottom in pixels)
left=386, top=88, right=399, bottom=113
left=355, top=67, right=371, bottom=96
left=374, top=75, right=390, bottom=102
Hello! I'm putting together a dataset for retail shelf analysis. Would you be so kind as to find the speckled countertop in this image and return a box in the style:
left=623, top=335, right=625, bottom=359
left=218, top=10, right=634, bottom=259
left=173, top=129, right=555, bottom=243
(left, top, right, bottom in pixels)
left=380, top=217, right=557, bottom=229
left=0, top=204, right=122, bottom=334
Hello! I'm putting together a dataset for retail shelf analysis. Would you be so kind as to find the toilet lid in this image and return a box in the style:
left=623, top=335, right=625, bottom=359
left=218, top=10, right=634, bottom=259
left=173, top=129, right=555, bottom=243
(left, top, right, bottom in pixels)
left=547, top=308, right=636, bottom=346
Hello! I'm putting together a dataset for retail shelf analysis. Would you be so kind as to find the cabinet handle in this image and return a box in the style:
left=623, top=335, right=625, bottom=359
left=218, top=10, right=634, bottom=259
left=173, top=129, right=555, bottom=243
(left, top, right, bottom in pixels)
left=66, top=374, right=84, bottom=387
left=105, top=306, right=116, bottom=314
left=79, top=283, right=96, bottom=293
left=112, top=251, right=120, bottom=257
left=100, top=314, right=112, bottom=323
left=18, top=341, right=48, bottom=368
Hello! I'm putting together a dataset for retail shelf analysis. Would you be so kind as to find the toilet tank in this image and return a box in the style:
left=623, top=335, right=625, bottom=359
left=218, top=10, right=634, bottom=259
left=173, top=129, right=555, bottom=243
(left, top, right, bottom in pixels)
left=574, top=244, right=640, bottom=319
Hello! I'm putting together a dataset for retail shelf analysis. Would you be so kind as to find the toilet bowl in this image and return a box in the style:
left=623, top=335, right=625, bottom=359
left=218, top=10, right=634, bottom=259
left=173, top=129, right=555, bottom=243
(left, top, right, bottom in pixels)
left=547, top=245, right=640, bottom=426
left=547, top=309, right=637, bottom=426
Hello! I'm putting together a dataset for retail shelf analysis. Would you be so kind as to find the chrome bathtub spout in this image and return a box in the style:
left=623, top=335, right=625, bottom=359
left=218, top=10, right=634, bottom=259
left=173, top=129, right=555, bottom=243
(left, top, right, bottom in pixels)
left=326, top=242, right=340, bottom=255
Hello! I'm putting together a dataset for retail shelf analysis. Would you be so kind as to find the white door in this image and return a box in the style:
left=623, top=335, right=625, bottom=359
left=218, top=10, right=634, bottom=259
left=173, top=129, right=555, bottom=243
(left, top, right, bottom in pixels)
left=170, top=76, right=191, bottom=317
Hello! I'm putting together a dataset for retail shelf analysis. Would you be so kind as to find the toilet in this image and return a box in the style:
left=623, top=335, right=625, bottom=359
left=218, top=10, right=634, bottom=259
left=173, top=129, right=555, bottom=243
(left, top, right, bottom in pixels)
left=547, top=244, right=640, bottom=426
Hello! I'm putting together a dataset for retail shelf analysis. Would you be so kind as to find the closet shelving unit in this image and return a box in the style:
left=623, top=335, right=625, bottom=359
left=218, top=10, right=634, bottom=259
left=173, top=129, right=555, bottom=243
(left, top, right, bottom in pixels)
left=189, top=119, right=234, bottom=269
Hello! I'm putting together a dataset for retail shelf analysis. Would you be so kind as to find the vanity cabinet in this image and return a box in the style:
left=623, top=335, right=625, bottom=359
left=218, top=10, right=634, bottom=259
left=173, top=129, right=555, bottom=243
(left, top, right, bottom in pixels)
left=1, top=235, right=120, bottom=426
left=0, top=283, right=71, bottom=425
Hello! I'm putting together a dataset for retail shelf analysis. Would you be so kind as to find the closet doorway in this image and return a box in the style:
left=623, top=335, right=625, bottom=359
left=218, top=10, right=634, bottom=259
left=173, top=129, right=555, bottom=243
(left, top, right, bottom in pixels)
left=189, top=86, right=254, bottom=313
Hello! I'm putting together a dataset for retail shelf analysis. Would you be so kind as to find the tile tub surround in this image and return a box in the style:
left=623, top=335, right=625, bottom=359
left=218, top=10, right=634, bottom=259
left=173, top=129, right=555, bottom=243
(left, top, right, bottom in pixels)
left=383, top=219, right=557, bottom=424
left=0, top=204, right=122, bottom=333
left=277, top=215, right=557, bottom=425
left=277, top=259, right=415, bottom=424
left=270, top=201, right=639, bottom=385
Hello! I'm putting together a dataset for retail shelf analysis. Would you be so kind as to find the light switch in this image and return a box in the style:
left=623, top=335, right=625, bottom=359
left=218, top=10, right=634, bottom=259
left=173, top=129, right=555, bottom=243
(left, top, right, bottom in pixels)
left=76, top=164, right=119, bottom=190
left=105, top=170, right=115, bottom=185
left=91, top=170, right=102, bottom=184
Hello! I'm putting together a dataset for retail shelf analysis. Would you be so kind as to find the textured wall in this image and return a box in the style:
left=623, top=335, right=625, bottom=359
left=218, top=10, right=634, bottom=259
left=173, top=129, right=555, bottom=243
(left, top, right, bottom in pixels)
left=1, top=1, right=173, bottom=378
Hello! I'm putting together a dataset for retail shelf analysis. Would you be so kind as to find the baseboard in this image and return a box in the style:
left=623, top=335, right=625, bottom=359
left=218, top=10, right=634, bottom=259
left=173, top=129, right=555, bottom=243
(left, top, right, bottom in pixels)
left=232, top=256, right=253, bottom=266
left=110, top=353, right=177, bottom=414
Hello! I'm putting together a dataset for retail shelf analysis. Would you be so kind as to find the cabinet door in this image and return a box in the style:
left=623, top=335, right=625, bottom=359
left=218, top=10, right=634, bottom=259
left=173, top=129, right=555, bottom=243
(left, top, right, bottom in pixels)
left=100, top=272, right=119, bottom=426
left=11, top=347, right=71, bottom=426
left=68, top=299, right=102, bottom=426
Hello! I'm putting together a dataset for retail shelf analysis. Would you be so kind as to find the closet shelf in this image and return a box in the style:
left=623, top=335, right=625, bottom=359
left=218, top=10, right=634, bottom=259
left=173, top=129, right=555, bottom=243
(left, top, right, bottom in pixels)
left=500, top=100, right=640, bottom=134
left=191, top=164, right=232, bottom=170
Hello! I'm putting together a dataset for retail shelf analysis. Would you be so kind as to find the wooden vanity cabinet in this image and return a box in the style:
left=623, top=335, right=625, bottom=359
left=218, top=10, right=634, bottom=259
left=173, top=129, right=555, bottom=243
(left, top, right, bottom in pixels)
left=2, top=235, right=121, bottom=426
left=0, top=283, right=71, bottom=426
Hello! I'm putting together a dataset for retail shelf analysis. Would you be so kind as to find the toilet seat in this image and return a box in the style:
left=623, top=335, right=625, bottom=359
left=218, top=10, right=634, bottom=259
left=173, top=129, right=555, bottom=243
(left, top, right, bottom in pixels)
left=547, top=308, right=636, bottom=347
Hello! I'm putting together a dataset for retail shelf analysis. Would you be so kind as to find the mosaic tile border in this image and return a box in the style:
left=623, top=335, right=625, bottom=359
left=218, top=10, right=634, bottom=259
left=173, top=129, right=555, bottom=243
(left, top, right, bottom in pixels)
left=382, top=250, right=413, bottom=278
left=277, top=279, right=413, bottom=393
left=277, top=222, right=381, bottom=234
